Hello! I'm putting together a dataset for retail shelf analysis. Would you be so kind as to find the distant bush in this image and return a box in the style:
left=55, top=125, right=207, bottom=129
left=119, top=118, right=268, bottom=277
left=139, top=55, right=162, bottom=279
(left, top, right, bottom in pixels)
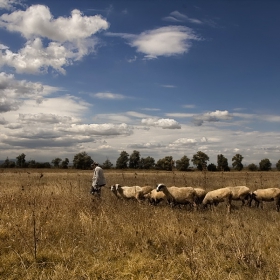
left=247, top=163, right=258, bottom=171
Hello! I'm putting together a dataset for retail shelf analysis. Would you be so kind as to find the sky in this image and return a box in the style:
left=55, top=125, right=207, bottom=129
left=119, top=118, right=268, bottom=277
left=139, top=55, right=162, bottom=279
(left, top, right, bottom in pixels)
left=0, top=0, right=280, bottom=167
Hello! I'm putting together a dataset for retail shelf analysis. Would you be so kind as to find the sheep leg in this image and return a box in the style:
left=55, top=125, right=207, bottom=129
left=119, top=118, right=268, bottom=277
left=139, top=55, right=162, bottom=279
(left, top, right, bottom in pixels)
left=275, top=198, right=280, bottom=212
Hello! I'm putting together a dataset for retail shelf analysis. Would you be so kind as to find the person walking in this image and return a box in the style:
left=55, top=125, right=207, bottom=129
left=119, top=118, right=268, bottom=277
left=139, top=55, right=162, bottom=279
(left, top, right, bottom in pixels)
left=90, top=162, right=106, bottom=197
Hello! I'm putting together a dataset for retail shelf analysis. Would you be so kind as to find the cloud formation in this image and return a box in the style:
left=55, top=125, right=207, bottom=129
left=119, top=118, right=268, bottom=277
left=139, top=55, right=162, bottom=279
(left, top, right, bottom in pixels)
left=163, top=11, right=203, bottom=25
left=141, top=118, right=181, bottom=129
left=94, top=92, right=125, bottom=99
left=0, top=0, right=23, bottom=11
left=0, top=5, right=109, bottom=74
left=192, top=110, right=233, bottom=126
left=107, top=26, right=201, bottom=59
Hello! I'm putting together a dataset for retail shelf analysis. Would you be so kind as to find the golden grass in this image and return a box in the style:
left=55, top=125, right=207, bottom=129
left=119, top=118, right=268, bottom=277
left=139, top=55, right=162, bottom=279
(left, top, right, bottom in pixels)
left=1, top=169, right=280, bottom=279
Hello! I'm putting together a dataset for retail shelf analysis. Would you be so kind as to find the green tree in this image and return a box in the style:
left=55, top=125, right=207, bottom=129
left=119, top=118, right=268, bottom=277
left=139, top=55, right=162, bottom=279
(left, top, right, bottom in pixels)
left=156, top=156, right=173, bottom=171
left=276, top=160, right=280, bottom=171
left=217, top=154, right=230, bottom=171
left=175, top=155, right=190, bottom=171
left=61, top=158, right=69, bottom=169
left=191, top=151, right=209, bottom=171
left=129, top=150, right=141, bottom=169
left=232, top=153, right=244, bottom=171
left=16, top=153, right=26, bottom=168
left=139, top=156, right=155, bottom=169
left=72, top=152, right=93, bottom=170
left=247, top=163, right=258, bottom=171
left=116, top=151, right=129, bottom=169
left=52, top=158, right=62, bottom=168
left=259, top=158, right=272, bottom=171
left=102, top=159, right=113, bottom=169
left=207, top=163, right=217, bottom=172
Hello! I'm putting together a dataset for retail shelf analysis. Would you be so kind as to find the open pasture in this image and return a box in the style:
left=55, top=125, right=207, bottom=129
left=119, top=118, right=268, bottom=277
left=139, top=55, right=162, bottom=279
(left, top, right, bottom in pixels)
left=1, top=169, right=280, bottom=279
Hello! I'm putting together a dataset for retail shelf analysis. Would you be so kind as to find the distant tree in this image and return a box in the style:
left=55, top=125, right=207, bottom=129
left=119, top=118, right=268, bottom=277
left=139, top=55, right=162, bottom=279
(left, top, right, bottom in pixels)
left=16, top=153, right=26, bottom=168
left=129, top=150, right=141, bottom=169
left=156, top=156, right=173, bottom=171
left=191, top=151, right=209, bottom=171
left=52, top=158, right=62, bottom=168
left=102, top=159, right=113, bottom=169
left=1, top=157, right=15, bottom=168
left=247, top=163, right=258, bottom=171
left=259, top=158, right=272, bottom=171
left=217, top=154, right=230, bottom=171
left=61, top=158, right=69, bottom=169
left=276, top=160, right=280, bottom=171
left=116, top=151, right=129, bottom=169
left=175, top=155, right=190, bottom=171
left=232, top=153, right=244, bottom=171
left=41, top=162, right=51, bottom=168
left=27, top=160, right=37, bottom=168
left=139, top=156, right=155, bottom=169
left=72, top=152, right=93, bottom=170
left=207, top=163, right=217, bottom=172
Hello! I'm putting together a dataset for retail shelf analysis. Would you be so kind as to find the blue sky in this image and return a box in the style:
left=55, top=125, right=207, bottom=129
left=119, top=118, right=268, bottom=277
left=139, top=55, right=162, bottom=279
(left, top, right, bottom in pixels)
left=0, top=0, right=280, bottom=166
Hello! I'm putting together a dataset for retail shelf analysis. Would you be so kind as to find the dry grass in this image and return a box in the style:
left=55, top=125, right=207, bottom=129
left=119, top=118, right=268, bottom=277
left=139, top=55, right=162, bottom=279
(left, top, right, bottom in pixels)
left=1, top=169, right=280, bottom=279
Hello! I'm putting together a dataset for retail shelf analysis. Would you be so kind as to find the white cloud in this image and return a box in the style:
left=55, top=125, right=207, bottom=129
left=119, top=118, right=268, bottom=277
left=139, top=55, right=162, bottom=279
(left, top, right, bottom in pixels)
left=127, top=142, right=164, bottom=149
left=0, top=0, right=23, bottom=11
left=61, top=123, right=133, bottom=136
left=0, top=115, right=7, bottom=124
left=0, top=5, right=109, bottom=41
left=18, top=113, right=78, bottom=125
left=93, top=92, right=125, bottom=99
left=0, top=37, right=99, bottom=74
left=192, top=110, right=233, bottom=126
left=182, top=104, right=196, bottom=109
left=161, top=84, right=176, bottom=88
left=163, top=11, right=203, bottom=25
left=107, top=26, right=201, bottom=59
left=166, top=112, right=194, bottom=118
left=0, top=5, right=109, bottom=74
left=141, top=118, right=181, bottom=129
left=0, top=72, right=62, bottom=113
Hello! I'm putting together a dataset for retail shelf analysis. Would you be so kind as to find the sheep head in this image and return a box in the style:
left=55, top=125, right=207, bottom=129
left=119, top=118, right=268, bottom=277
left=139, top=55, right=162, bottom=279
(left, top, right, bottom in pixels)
left=156, top=183, right=166, bottom=192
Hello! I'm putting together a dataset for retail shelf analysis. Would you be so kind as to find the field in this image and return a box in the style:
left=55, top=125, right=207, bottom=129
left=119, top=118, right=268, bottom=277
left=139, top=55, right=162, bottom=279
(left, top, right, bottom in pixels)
left=1, top=169, right=280, bottom=280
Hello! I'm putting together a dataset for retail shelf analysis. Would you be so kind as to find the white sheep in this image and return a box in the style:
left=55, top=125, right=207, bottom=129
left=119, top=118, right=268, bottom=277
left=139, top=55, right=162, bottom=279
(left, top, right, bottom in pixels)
left=144, top=189, right=166, bottom=205
left=250, top=188, right=280, bottom=211
left=227, top=186, right=251, bottom=206
left=156, top=183, right=197, bottom=208
left=141, top=185, right=154, bottom=196
left=110, top=184, right=144, bottom=202
left=202, top=187, right=233, bottom=213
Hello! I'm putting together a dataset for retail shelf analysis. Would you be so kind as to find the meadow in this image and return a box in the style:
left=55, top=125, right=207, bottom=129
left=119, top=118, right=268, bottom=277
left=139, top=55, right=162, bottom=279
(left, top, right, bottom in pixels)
left=0, top=168, right=280, bottom=280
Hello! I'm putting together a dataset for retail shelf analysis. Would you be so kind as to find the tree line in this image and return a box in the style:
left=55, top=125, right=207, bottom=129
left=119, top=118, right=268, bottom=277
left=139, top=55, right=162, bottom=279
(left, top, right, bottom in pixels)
left=1, top=151, right=280, bottom=171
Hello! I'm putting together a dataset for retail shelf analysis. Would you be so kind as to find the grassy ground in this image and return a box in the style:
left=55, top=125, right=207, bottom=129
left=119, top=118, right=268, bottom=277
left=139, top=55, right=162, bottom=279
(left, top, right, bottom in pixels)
left=1, top=169, right=280, bottom=279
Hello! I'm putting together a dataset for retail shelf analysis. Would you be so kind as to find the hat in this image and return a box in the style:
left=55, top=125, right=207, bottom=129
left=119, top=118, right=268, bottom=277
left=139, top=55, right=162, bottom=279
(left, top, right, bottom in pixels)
left=91, top=162, right=98, bottom=167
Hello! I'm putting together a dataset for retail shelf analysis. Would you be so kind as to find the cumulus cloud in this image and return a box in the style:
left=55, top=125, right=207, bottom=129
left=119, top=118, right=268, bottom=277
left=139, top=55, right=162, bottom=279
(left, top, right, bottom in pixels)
left=0, top=5, right=109, bottom=41
left=0, top=72, right=64, bottom=113
left=60, top=123, right=133, bottom=136
left=18, top=113, right=77, bottom=124
left=141, top=118, right=181, bottom=129
left=107, top=26, right=201, bottom=59
left=192, top=110, right=233, bottom=126
left=163, top=11, right=203, bottom=25
left=0, top=5, right=109, bottom=74
left=169, top=137, right=206, bottom=147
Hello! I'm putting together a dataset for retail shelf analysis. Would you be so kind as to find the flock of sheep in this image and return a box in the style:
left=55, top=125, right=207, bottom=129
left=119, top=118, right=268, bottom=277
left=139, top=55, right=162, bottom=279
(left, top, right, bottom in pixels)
left=109, top=183, right=280, bottom=213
